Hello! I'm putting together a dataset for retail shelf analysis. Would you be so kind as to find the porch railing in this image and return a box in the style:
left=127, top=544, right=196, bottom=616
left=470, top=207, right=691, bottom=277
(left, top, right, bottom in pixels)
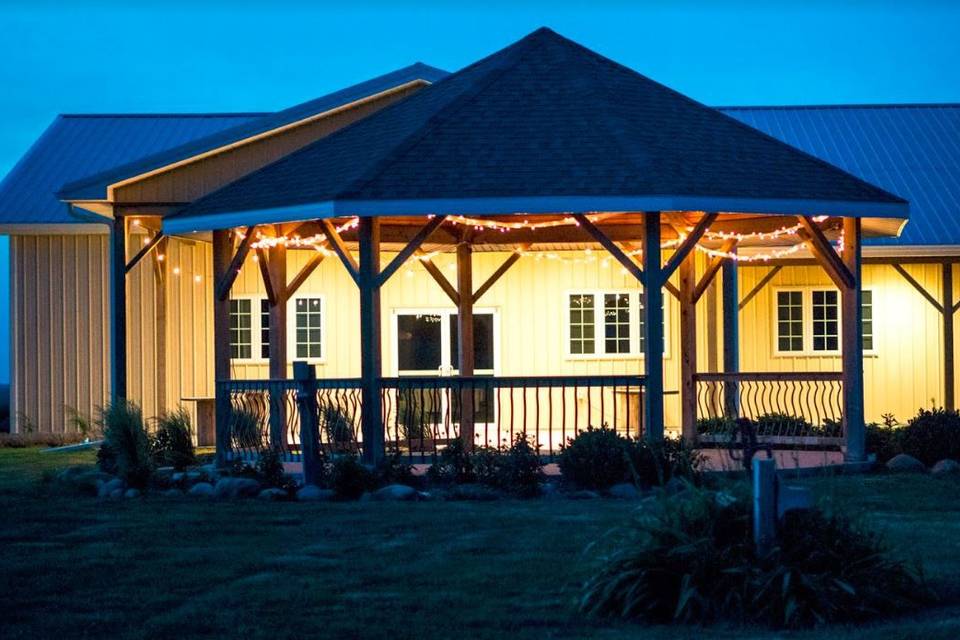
left=218, top=374, right=646, bottom=461
left=694, top=371, right=844, bottom=447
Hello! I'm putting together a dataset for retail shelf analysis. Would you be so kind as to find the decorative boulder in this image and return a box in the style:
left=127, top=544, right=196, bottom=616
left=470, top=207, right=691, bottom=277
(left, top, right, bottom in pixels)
left=608, top=483, right=641, bottom=499
left=297, top=485, right=335, bottom=502
left=886, top=453, right=926, bottom=473
left=58, top=468, right=113, bottom=495
left=257, top=488, right=288, bottom=501
left=198, top=464, right=219, bottom=481
left=213, top=477, right=261, bottom=499
left=567, top=490, right=601, bottom=500
left=372, top=484, right=417, bottom=501
left=931, top=459, right=960, bottom=475
left=162, top=488, right=183, bottom=498
left=124, top=488, right=141, bottom=499
left=98, top=477, right=124, bottom=499
left=187, top=482, right=215, bottom=497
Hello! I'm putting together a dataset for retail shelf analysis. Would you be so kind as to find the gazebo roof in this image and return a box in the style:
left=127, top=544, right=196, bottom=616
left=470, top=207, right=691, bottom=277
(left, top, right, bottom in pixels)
left=165, top=28, right=907, bottom=235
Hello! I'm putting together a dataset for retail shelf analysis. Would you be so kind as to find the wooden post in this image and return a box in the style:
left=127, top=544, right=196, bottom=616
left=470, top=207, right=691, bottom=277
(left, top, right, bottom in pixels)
left=841, top=217, right=866, bottom=462
left=642, top=212, right=665, bottom=441
left=213, top=229, right=233, bottom=467
left=358, top=217, right=384, bottom=465
left=268, top=240, right=288, bottom=446
left=721, top=255, right=740, bottom=417
left=456, top=242, right=476, bottom=448
left=753, top=457, right=777, bottom=557
left=943, top=263, right=955, bottom=411
left=678, top=252, right=697, bottom=443
left=152, top=242, right=167, bottom=414
left=109, top=214, right=127, bottom=402
left=294, top=361, right=321, bottom=485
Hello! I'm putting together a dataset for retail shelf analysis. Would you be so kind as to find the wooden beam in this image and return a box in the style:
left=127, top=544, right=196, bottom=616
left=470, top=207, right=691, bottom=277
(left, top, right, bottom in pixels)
left=125, top=230, right=165, bottom=274
left=662, top=213, right=718, bottom=281
left=357, top=217, right=384, bottom=465
left=678, top=253, right=697, bottom=444
left=692, top=239, right=737, bottom=304
left=891, top=264, right=943, bottom=313
left=320, top=219, right=359, bottom=284
left=738, top=265, right=782, bottom=311
left=255, top=249, right=277, bottom=306
left=721, top=253, right=740, bottom=418
left=797, top=216, right=854, bottom=290
left=109, top=215, right=127, bottom=401
left=267, top=242, right=288, bottom=446
left=416, top=250, right=460, bottom=305
left=472, top=247, right=526, bottom=302
left=622, top=241, right=680, bottom=301
left=944, top=263, right=955, bottom=411
left=457, top=242, right=476, bottom=448
left=573, top=213, right=645, bottom=282
left=840, top=217, right=865, bottom=462
left=152, top=238, right=168, bottom=414
left=212, top=229, right=233, bottom=468
left=215, top=226, right=255, bottom=301
left=286, top=251, right=325, bottom=298
left=377, top=215, right=447, bottom=286
left=642, top=212, right=665, bottom=441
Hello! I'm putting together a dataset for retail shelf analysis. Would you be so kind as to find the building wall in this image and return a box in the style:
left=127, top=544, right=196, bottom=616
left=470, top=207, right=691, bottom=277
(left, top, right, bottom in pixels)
left=10, top=238, right=952, bottom=433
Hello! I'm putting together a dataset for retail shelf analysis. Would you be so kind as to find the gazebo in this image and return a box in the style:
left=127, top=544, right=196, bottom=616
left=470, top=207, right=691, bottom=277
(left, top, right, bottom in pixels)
left=147, top=28, right=905, bottom=466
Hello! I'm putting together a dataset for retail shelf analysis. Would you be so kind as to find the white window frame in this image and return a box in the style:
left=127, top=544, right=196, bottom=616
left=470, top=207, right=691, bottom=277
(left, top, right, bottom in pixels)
left=390, top=307, right=501, bottom=376
left=772, top=286, right=876, bottom=357
left=564, top=289, right=669, bottom=361
left=229, top=294, right=268, bottom=364
left=288, top=295, right=327, bottom=364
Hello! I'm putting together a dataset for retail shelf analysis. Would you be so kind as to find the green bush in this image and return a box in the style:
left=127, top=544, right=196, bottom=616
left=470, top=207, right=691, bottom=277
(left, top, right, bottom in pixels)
left=497, top=433, right=544, bottom=497
left=230, top=407, right=262, bottom=449
left=427, top=438, right=475, bottom=484
left=899, top=408, right=960, bottom=466
left=558, top=426, right=632, bottom=490
left=580, top=487, right=930, bottom=628
left=256, top=446, right=287, bottom=488
left=866, top=422, right=902, bottom=464
left=696, top=416, right=737, bottom=436
left=151, top=408, right=195, bottom=470
left=754, top=412, right=813, bottom=436
left=330, top=455, right=373, bottom=500
left=320, top=405, right=354, bottom=445
left=96, top=402, right=154, bottom=488
left=628, top=437, right=703, bottom=487
left=373, top=452, right=417, bottom=488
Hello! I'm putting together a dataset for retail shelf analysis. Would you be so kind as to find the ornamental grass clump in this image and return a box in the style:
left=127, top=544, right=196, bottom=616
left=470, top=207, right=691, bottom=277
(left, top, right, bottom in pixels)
left=151, top=407, right=195, bottom=470
left=579, top=486, right=932, bottom=629
left=96, top=401, right=154, bottom=488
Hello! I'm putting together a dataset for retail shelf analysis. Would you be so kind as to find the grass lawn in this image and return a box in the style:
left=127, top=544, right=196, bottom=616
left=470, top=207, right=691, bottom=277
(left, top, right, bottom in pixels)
left=2, top=449, right=960, bottom=639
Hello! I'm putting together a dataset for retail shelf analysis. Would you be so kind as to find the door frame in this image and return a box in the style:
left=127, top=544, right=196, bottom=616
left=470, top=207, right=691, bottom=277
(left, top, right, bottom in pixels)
left=390, top=307, right=501, bottom=377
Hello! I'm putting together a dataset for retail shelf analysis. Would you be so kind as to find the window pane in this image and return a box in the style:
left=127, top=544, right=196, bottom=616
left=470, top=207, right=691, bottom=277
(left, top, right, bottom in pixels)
left=294, top=297, right=322, bottom=360
left=450, top=313, right=495, bottom=370
left=397, top=314, right=442, bottom=371
left=776, top=291, right=804, bottom=352
left=260, top=299, right=270, bottom=360
left=603, top=293, right=631, bottom=354
left=862, top=290, right=873, bottom=351
left=569, top=294, right=595, bottom=355
left=812, top=290, right=839, bottom=352
left=229, top=299, right=252, bottom=360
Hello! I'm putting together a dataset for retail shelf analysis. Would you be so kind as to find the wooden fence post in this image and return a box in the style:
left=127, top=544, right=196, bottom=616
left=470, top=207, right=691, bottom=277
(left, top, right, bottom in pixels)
left=294, top=361, right=321, bottom=485
left=753, top=457, right=777, bottom=557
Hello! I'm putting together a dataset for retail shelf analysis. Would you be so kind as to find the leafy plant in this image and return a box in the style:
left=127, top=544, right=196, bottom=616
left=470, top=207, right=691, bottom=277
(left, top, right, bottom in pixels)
left=497, top=433, right=544, bottom=497
left=256, top=446, right=287, bottom=488
left=330, top=455, right=373, bottom=500
left=754, top=412, right=814, bottom=437
left=230, top=407, right=262, bottom=450
left=866, top=421, right=903, bottom=464
left=65, top=405, right=96, bottom=440
left=628, top=437, right=703, bottom=487
left=696, top=416, right=737, bottom=436
left=899, top=407, right=960, bottom=466
left=320, top=405, right=355, bottom=446
left=373, top=452, right=417, bottom=488
left=427, top=438, right=475, bottom=484
left=151, top=407, right=195, bottom=470
left=580, top=487, right=931, bottom=629
left=558, top=426, right=632, bottom=490
left=96, top=402, right=153, bottom=488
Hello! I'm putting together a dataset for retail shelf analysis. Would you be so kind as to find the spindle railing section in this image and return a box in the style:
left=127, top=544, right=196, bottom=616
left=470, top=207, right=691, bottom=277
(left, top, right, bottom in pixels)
left=694, top=371, right=844, bottom=447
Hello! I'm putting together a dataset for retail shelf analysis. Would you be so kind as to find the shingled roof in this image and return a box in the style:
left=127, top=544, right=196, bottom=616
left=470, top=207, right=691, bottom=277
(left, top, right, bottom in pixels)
left=167, top=28, right=907, bottom=234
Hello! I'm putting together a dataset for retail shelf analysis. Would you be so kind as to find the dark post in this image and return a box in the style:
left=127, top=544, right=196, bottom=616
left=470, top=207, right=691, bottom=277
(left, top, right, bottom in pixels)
left=358, top=217, right=384, bottom=465
left=721, top=253, right=740, bottom=417
left=212, top=229, right=233, bottom=467
left=294, top=361, right=321, bottom=485
left=841, top=217, right=865, bottom=462
left=943, top=263, right=955, bottom=411
left=753, top=457, right=777, bottom=556
left=642, top=212, right=665, bottom=441
left=456, top=242, right=476, bottom=447
left=268, top=240, right=289, bottom=446
left=678, top=253, right=697, bottom=443
left=109, top=213, right=127, bottom=401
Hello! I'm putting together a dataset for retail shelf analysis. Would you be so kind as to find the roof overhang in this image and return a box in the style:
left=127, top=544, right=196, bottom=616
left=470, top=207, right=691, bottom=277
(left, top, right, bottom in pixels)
left=162, top=194, right=909, bottom=236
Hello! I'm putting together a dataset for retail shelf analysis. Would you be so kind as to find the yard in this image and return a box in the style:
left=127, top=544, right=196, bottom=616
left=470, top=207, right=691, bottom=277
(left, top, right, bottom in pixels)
left=2, top=449, right=960, bottom=639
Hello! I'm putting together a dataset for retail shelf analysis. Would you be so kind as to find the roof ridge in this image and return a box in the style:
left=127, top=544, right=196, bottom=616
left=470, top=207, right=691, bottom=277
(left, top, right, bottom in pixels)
left=59, top=112, right=271, bottom=119
left=717, top=103, right=960, bottom=111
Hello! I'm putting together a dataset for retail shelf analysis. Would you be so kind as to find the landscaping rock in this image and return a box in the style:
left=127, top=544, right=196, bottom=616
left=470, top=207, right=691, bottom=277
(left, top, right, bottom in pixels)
left=56, top=467, right=113, bottom=495
left=608, top=483, right=641, bottom=499
left=171, top=472, right=185, bottom=484
left=213, top=477, right=261, bottom=499
left=567, top=490, right=601, bottom=500
left=449, top=483, right=501, bottom=501
left=372, top=484, right=417, bottom=501
left=198, top=464, right=219, bottom=481
left=297, top=485, right=335, bottom=501
left=162, top=488, right=183, bottom=498
left=541, top=482, right=560, bottom=499
left=932, top=459, right=960, bottom=475
left=124, top=488, right=141, bottom=499
left=109, top=488, right=123, bottom=499
left=886, top=453, right=926, bottom=473
left=187, top=482, right=215, bottom=497
left=98, top=477, right=124, bottom=499
left=184, top=471, right=204, bottom=484
left=258, top=488, right=289, bottom=501
left=416, top=491, right=436, bottom=501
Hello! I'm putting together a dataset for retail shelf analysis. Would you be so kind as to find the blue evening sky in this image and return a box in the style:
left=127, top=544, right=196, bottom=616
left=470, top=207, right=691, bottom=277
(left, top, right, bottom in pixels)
left=0, top=0, right=959, bottom=382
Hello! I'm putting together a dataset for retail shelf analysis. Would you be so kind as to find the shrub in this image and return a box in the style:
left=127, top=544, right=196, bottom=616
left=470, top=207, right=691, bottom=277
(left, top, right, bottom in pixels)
left=151, top=408, right=195, bottom=470
left=866, top=422, right=902, bottom=463
left=320, top=405, right=354, bottom=446
left=65, top=405, right=97, bottom=440
left=754, top=412, right=813, bottom=437
left=373, top=452, right=417, bottom=488
left=427, top=438, right=475, bottom=484
left=696, top=416, right=737, bottom=436
left=230, top=407, right=262, bottom=449
left=558, top=426, right=631, bottom=490
left=256, top=446, right=287, bottom=488
left=580, top=487, right=930, bottom=629
left=97, top=402, right=154, bottom=488
left=628, top=437, right=703, bottom=487
left=330, top=455, right=373, bottom=500
left=498, top=433, right=544, bottom=497
left=899, top=407, right=960, bottom=466
left=470, top=445, right=503, bottom=486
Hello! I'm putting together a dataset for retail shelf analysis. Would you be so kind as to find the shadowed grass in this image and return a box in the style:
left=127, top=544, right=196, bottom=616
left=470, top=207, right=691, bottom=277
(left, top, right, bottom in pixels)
left=1, top=448, right=960, bottom=639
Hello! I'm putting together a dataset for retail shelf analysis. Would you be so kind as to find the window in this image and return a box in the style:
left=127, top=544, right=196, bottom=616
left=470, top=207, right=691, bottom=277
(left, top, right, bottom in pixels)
left=774, top=288, right=874, bottom=355
left=567, top=290, right=666, bottom=358
left=260, top=299, right=271, bottom=360
left=568, top=294, right=596, bottom=355
left=637, top=293, right=666, bottom=355
left=294, top=297, right=323, bottom=359
left=604, top=293, right=631, bottom=354
left=229, top=299, right=252, bottom=359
